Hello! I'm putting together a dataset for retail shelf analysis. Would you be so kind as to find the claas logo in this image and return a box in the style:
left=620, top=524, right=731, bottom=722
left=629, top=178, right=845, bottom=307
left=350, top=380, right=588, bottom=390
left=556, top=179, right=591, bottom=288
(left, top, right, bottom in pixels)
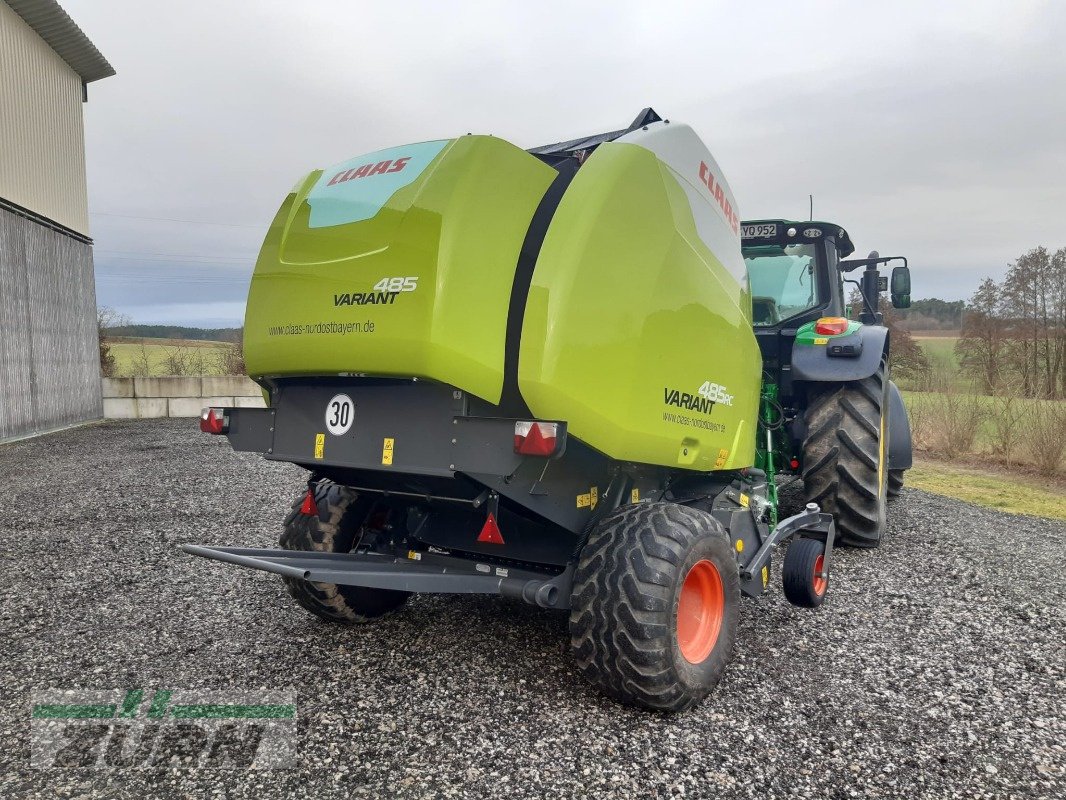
left=327, top=157, right=411, bottom=186
left=697, top=161, right=739, bottom=234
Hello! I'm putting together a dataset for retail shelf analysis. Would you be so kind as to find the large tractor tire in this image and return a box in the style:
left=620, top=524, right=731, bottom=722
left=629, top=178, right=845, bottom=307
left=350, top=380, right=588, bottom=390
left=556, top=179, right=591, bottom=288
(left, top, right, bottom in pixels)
left=801, top=360, right=889, bottom=548
left=888, top=469, right=905, bottom=497
left=279, top=481, right=410, bottom=623
left=569, top=502, right=739, bottom=712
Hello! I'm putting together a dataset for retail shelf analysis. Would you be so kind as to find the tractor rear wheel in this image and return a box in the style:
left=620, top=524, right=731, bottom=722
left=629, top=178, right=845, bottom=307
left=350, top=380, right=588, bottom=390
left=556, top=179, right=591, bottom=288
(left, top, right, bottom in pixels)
left=801, top=359, right=889, bottom=548
left=569, top=502, right=739, bottom=712
left=279, top=481, right=410, bottom=623
left=888, top=469, right=905, bottom=497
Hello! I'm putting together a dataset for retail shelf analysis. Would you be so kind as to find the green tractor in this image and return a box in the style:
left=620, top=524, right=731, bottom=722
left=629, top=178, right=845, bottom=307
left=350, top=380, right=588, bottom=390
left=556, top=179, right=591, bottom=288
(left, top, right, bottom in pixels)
left=741, top=220, right=913, bottom=548
left=185, top=109, right=912, bottom=712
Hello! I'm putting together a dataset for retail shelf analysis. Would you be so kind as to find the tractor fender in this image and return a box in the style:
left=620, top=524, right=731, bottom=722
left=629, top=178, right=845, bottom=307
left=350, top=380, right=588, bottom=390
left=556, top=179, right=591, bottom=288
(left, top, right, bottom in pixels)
left=791, top=324, right=888, bottom=383
left=887, top=380, right=913, bottom=470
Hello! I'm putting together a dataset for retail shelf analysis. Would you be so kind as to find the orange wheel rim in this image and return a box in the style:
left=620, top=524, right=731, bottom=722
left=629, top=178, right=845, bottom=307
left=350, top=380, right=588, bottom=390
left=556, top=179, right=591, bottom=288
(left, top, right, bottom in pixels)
left=676, top=559, right=724, bottom=664
left=813, top=554, right=827, bottom=596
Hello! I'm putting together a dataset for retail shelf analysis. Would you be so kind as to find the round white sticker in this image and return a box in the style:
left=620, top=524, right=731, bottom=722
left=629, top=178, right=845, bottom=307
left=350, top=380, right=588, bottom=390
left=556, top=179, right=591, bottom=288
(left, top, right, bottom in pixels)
left=325, top=394, right=354, bottom=436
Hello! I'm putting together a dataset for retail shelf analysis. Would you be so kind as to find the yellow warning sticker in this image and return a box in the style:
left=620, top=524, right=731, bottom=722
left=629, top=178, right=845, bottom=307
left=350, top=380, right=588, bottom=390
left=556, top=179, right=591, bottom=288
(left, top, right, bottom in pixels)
left=382, top=437, right=394, bottom=465
left=314, top=433, right=325, bottom=459
left=718, top=448, right=729, bottom=459
left=590, top=486, right=598, bottom=510
left=814, top=337, right=829, bottom=345
left=576, top=493, right=591, bottom=508
left=735, top=539, right=744, bottom=553
left=631, top=488, right=640, bottom=503
left=739, top=493, right=749, bottom=508
left=714, top=447, right=729, bottom=469
left=761, top=565, right=769, bottom=588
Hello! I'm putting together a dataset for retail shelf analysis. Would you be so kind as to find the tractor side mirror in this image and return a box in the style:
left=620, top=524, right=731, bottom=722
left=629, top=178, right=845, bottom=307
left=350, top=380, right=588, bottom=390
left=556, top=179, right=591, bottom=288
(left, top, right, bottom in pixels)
left=890, top=265, right=911, bottom=309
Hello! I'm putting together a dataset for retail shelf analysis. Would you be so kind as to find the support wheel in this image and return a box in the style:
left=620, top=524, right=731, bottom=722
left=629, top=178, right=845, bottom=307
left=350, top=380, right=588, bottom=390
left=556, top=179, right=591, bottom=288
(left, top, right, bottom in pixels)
left=569, top=502, right=739, bottom=712
left=801, top=358, right=889, bottom=548
left=888, top=469, right=905, bottom=497
left=783, top=538, right=828, bottom=608
left=280, top=481, right=410, bottom=623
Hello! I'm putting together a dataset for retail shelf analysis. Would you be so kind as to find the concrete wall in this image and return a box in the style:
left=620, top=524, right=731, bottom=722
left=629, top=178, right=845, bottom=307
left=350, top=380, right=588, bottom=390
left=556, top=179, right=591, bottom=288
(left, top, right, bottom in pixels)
left=0, top=0, right=90, bottom=236
left=0, top=206, right=101, bottom=442
left=101, top=376, right=267, bottom=418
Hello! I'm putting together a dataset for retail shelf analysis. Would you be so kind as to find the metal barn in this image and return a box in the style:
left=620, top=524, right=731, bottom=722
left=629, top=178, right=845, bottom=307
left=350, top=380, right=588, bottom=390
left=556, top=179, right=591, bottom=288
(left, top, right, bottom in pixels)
left=0, top=0, right=113, bottom=441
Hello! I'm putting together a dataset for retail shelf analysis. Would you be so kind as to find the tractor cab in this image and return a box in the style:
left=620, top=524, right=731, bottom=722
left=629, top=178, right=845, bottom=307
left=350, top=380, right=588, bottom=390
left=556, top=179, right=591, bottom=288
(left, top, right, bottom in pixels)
left=741, top=219, right=910, bottom=403
left=742, top=220, right=853, bottom=403
left=742, top=220, right=853, bottom=328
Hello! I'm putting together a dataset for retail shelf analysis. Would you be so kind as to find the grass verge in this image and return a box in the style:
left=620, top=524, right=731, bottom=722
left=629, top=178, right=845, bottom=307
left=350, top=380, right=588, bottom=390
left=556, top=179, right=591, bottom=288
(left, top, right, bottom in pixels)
left=906, top=458, right=1066, bottom=521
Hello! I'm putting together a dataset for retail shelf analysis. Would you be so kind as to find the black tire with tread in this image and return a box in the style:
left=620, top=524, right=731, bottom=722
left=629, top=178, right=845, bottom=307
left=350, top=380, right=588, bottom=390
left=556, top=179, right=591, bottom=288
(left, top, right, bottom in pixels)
left=888, top=469, right=905, bottom=497
left=569, top=502, right=739, bottom=713
left=801, top=359, right=889, bottom=548
left=280, top=482, right=410, bottom=623
left=782, top=537, right=827, bottom=608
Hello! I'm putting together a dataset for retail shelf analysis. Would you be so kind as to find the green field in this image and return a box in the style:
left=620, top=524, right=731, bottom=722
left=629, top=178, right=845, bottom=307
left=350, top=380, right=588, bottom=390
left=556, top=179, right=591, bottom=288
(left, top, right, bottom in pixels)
left=913, top=335, right=959, bottom=367
left=106, top=338, right=234, bottom=377
left=905, top=335, right=974, bottom=391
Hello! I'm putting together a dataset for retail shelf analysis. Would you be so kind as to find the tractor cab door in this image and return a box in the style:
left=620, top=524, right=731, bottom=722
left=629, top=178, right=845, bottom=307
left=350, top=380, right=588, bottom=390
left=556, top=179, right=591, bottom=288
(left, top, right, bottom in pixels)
left=743, top=239, right=843, bottom=400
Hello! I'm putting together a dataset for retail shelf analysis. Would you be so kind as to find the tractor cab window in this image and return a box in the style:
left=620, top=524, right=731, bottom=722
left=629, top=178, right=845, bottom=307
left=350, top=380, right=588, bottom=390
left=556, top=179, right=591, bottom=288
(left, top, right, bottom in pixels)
left=743, top=244, right=821, bottom=326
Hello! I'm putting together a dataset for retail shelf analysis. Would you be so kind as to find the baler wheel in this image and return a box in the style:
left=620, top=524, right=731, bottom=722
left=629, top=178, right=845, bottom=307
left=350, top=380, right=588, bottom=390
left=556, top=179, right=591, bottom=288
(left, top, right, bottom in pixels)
left=279, top=482, right=410, bottom=623
left=782, top=537, right=828, bottom=608
left=801, top=358, right=890, bottom=548
left=569, top=502, right=739, bottom=712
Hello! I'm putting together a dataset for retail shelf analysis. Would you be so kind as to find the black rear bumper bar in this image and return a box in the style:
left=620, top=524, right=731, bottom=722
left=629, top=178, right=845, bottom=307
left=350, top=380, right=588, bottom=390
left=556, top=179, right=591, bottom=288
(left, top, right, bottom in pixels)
left=181, top=544, right=574, bottom=610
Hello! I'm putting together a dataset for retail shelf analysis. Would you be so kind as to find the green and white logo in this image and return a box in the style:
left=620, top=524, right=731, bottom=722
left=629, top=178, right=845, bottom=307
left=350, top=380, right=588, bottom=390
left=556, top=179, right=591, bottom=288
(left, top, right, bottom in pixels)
left=30, top=689, right=296, bottom=769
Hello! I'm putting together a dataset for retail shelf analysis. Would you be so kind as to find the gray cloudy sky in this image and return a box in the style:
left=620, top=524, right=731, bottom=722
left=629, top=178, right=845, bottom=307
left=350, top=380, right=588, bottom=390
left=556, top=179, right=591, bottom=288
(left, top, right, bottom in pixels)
left=67, top=0, right=1066, bottom=327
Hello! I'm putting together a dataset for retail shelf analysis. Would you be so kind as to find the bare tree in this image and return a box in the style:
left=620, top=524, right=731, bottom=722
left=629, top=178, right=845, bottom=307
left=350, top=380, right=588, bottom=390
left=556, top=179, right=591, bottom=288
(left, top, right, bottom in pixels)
left=956, top=278, right=1006, bottom=393
left=957, top=248, right=1065, bottom=399
left=129, top=342, right=155, bottom=376
left=216, top=327, right=246, bottom=376
left=97, top=306, right=130, bottom=377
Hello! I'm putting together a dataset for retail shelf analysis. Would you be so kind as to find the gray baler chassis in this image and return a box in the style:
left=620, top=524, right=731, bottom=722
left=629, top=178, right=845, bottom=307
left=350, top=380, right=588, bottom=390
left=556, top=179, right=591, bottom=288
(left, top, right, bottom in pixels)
left=184, top=504, right=834, bottom=611
left=184, top=380, right=836, bottom=611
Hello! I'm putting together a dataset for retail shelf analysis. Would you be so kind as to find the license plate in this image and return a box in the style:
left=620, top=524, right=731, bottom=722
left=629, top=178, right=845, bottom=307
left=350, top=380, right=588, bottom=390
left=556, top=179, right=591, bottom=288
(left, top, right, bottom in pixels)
left=741, top=223, right=778, bottom=239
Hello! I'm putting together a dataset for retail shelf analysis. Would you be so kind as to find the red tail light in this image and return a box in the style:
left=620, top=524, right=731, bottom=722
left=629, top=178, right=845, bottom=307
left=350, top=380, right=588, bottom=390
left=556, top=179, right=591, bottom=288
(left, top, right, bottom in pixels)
left=814, top=317, right=849, bottom=336
left=199, top=407, right=228, bottom=434
left=514, top=421, right=559, bottom=456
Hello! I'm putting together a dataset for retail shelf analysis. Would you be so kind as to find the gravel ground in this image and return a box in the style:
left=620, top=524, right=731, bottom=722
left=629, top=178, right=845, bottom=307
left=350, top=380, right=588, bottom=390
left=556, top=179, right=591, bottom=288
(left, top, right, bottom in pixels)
left=1, top=419, right=1063, bottom=799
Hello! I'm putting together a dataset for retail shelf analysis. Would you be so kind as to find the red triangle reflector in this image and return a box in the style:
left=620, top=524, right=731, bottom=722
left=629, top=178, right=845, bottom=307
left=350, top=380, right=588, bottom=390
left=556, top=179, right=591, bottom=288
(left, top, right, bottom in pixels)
left=299, top=490, right=318, bottom=517
left=477, top=513, right=505, bottom=544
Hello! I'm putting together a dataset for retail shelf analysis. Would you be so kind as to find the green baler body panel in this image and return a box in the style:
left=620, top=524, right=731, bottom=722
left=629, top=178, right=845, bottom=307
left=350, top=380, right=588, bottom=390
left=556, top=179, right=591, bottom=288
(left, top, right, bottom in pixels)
left=243, top=123, right=760, bottom=472
left=244, top=136, right=556, bottom=404
left=518, top=142, right=760, bottom=471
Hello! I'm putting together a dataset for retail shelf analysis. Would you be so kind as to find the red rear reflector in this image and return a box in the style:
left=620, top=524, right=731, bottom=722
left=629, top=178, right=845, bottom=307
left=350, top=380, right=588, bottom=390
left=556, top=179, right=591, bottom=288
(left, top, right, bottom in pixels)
left=814, top=316, right=849, bottom=336
left=789, top=458, right=800, bottom=469
left=477, top=513, right=505, bottom=544
left=299, top=490, right=318, bottom=517
left=199, top=407, right=228, bottom=434
left=514, top=421, right=558, bottom=456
